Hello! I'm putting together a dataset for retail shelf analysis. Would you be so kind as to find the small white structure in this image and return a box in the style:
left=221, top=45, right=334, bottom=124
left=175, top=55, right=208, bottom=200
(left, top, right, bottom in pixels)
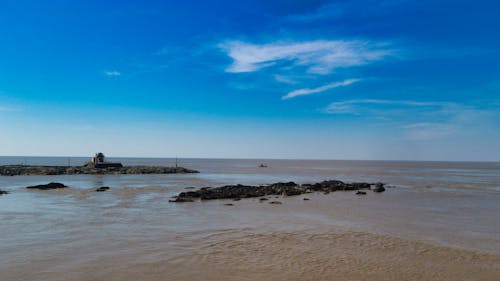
left=90, top=152, right=122, bottom=168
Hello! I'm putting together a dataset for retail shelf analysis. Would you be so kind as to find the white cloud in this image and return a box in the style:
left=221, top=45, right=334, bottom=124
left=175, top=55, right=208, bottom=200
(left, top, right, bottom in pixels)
left=325, top=99, right=450, bottom=114
left=274, top=74, right=298, bottom=84
left=283, top=79, right=360, bottom=100
left=104, top=71, right=121, bottom=77
left=324, top=99, right=493, bottom=140
left=219, top=40, right=393, bottom=74
left=401, top=123, right=457, bottom=140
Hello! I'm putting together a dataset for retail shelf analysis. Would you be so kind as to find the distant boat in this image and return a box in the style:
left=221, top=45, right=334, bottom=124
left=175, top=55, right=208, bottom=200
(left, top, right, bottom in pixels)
left=259, top=164, right=268, bottom=168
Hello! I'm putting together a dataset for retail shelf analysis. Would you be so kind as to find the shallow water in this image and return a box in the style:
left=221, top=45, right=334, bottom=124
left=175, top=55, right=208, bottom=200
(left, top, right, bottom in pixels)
left=1, top=158, right=499, bottom=280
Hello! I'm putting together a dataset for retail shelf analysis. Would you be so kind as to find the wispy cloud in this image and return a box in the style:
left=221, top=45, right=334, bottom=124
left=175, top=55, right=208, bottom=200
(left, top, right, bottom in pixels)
left=401, top=123, right=457, bottom=140
left=219, top=40, right=393, bottom=74
left=325, top=99, right=452, bottom=114
left=104, top=70, right=121, bottom=77
left=324, top=99, right=493, bottom=140
left=283, top=79, right=360, bottom=100
left=274, top=74, right=298, bottom=84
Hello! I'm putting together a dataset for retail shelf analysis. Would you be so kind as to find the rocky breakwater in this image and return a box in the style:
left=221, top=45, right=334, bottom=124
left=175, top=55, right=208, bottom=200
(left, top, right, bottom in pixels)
left=0, top=165, right=199, bottom=176
left=170, top=180, right=385, bottom=202
left=26, top=182, right=68, bottom=190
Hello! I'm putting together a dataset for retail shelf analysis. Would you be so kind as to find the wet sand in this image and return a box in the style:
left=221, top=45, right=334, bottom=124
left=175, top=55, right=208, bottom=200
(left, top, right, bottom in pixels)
left=5, top=229, right=499, bottom=281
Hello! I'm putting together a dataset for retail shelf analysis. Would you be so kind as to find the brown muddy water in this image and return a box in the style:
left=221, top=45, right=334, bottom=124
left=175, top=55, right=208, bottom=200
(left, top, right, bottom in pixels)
left=1, top=158, right=499, bottom=280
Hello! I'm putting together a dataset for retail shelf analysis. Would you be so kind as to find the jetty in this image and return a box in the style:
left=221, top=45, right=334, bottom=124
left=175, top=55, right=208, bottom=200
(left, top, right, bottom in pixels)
left=0, top=153, right=198, bottom=176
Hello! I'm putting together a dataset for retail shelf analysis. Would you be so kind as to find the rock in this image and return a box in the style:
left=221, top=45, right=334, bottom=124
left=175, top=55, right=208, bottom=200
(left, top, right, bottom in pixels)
left=0, top=189, right=9, bottom=195
left=356, top=191, right=367, bottom=195
left=170, top=179, right=383, bottom=202
left=349, top=182, right=371, bottom=190
left=95, top=186, right=110, bottom=192
left=224, top=203, right=234, bottom=206
left=303, top=198, right=310, bottom=200
left=0, top=164, right=199, bottom=176
left=373, top=183, right=386, bottom=193
left=269, top=201, right=282, bottom=205
left=169, top=197, right=194, bottom=203
left=233, top=198, right=241, bottom=201
left=26, top=182, right=68, bottom=190
left=179, top=191, right=202, bottom=198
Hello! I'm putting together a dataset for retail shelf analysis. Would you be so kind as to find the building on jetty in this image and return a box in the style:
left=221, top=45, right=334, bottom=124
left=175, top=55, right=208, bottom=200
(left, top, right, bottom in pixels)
left=90, top=152, right=123, bottom=168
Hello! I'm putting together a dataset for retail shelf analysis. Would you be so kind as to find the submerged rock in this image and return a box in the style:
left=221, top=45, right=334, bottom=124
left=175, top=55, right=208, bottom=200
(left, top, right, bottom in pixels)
left=26, top=182, right=68, bottom=190
left=95, top=186, right=110, bottom=192
left=169, top=197, right=194, bottom=203
left=269, top=201, right=282, bottom=205
left=356, top=191, right=367, bottom=195
left=373, top=183, right=386, bottom=193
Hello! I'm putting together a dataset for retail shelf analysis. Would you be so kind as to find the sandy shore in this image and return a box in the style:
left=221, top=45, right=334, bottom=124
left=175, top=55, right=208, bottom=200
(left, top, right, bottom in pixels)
left=4, top=228, right=499, bottom=281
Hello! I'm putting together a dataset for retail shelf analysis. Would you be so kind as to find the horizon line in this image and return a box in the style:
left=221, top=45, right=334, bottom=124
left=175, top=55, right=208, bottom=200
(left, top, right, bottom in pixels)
left=0, top=155, right=498, bottom=164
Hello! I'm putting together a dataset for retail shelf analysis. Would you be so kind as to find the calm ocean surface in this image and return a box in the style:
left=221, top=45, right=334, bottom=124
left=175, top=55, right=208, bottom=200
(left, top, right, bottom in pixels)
left=1, top=156, right=499, bottom=192
left=1, top=157, right=499, bottom=280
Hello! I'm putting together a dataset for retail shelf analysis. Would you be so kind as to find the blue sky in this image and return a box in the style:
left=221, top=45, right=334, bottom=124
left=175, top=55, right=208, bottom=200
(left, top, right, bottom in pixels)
left=0, top=0, right=499, bottom=160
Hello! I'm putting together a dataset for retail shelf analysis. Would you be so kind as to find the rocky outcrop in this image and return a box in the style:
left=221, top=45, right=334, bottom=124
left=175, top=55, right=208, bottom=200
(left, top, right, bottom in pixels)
left=0, top=165, right=199, bottom=176
left=0, top=189, right=9, bottom=195
left=169, top=197, right=194, bottom=203
left=373, top=183, right=386, bottom=193
left=26, top=182, right=68, bottom=190
left=170, top=180, right=386, bottom=202
left=269, top=201, right=282, bottom=205
left=95, top=186, right=110, bottom=192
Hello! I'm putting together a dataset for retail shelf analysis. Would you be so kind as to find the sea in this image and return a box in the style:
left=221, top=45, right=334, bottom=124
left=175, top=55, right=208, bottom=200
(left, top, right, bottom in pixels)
left=1, top=157, right=499, bottom=280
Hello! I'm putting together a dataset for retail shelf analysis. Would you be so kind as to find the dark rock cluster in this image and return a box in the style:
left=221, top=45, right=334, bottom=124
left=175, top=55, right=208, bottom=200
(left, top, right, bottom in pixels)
left=26, top=182, right=68, bottom=190
left=0, top=165, right=199, bottom=176
left=95, top=186, right=110, bottom=192
left=373, top=183, right=386, bottom=193
left=170, top=180, right=385, bottom=202
left=0, top=189, right=9, bottom=195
